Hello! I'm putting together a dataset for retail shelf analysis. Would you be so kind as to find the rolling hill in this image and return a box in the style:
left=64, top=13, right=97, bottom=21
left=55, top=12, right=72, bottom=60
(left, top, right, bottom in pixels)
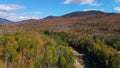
left=10, top=10, right=120, bottom=35
left=2, top=10, right=120, bottom=68
left=0, top=18, right=12, bottom=24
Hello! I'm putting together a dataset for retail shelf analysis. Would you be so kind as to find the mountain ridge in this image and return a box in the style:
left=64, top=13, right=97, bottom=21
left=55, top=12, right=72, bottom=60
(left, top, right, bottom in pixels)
left=44, top=10, right=120, bottom=19
left=0, top=18, right=13, bottom=24
left=8, top=10, right=120, bottom=35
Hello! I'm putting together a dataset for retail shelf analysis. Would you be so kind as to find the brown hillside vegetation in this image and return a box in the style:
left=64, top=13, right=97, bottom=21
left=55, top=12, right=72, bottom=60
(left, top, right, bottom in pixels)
left=10, top=11, right=120, bottom=36
left=3, top=10, right=120, bottom=68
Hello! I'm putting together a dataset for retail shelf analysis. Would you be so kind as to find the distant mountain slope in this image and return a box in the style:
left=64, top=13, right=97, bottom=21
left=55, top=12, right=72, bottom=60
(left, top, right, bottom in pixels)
left=44, top=16, right=59, bottom=19
left=0, top=18, right=12, bottom=24
left=10, top=10, right=120, bottom=35
left=61, top=10, right=107, bottom=18
left=44, top=10, right=107, bottom=19
left=43, top=10, right=119, bottom=19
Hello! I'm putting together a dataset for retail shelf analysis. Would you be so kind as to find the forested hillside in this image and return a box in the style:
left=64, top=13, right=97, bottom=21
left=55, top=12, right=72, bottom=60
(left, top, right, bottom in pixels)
left=0, top=26, right=75, bottom=68
left=2, top=10, right=120, bottom=68
left=44, top=31, right=120, bottom=68
left=13, top=11, right=120, bottom=36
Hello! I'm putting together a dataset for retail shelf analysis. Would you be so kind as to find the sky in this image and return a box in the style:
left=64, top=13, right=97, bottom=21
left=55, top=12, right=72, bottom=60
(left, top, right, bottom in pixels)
left=0, top=0, right=120, bottom=21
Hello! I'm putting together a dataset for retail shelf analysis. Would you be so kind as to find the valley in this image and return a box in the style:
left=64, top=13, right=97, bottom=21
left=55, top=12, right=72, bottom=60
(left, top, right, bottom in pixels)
left=0, top=10, right=120, bottom=68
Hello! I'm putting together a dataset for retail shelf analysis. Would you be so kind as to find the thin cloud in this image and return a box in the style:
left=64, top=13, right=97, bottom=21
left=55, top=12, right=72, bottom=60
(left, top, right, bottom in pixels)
left=0, top=4, right=25, bottom=12
left=115, top=0, right=120, bottom=2
left=83, top=8, right=105, bottom=11
left=114, top=7, right=120, bottom=12
left=89, top=3, right=102, bottom=6
left=8, top=16, right=40, bottom=21
left=0, top=12, right=41, bottom=21
left=63, top=0, right=102, bottom=6
left=23, top=12, right=41, bottom=15
left=0, top=4, right=40, bottom=21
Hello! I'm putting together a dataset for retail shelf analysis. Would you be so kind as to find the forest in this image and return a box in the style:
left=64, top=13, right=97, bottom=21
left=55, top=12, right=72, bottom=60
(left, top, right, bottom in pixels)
left=0, top=26, right=75, bottom=68
left=0, top=10, right=120, bottom=68
left=44, top=31, right=120, bottom=68
left=0, top=24, right=119, bottom=68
